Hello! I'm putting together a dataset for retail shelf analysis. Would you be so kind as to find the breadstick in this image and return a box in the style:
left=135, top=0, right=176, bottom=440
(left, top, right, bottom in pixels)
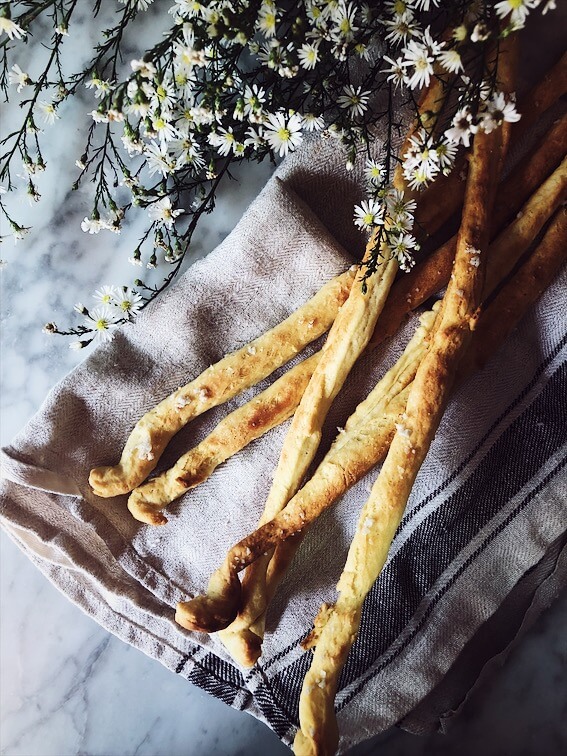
left=127, top=352, right=320, bottom=525
left=294, top=210, right=567, bottom=755
left=88, top=269, right=355, bottom=498
left=460, top=209, right=567, bottom=377
left=482, top=157, right=567, bottom=297
left=293, top=113, right=507, bottom=756
left=513, top=50, right=567, bottom=142
left=176, top=304, right=438, bottom=636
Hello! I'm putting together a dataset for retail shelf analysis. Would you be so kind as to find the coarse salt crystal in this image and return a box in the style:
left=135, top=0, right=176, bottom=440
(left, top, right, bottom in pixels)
left=395, top=423, right=411, bottom=438
left=247, top=345, right=257, bottom=355
left=175, top=395, right=190, bottom=410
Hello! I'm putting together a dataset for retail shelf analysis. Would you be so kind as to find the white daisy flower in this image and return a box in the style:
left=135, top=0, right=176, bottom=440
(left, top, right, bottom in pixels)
left=148, top=196, right=185, bottom=228
left=364, top=159, right=385, bottom=186
left=298, top=42, right=320, bottom=70
left=390, top=232, right=418, bottom=271
left=385, top=189, right=416, bottom=228
left=411, top=0, right=440, bottom=9
left=151, top=115, right=178, bottom=143
left=438, top=49, right=463, bottom=74
left=85, top=306, right=118, bottom=344
left=403, top=129, right=440, bottom=183
left=382, top=55, right=409, bottom=90
left=383, top=12, right=419, bottom=46
left=264, top=111, right=304, bottom=157
left=495, top=0, right=538, bottom=29
left=209, top=126, right=240, bottom=157
left=8, top=64, right=29, bottom=92
left=406, top=168, right=431, bottom=191
left=244, top=126, right=266, bottom=149
left=114, top=287, right=143, bottom=315
left=436, top=139, right=458, bottom=175
left=81, top=216, right=103, bottom=234
left=403, top=39, right=435, bottom=90
left=93, top=285, right=120, bottom=305
left=38, top=101, right=60, bottom=125
left=243, top=84, right=266, bottom=118
left=480, top=92, right=521, bottom=133
left=144, top=140, right=174, bottom=177
left=257, top=3, right=278, bottom=37
left=331, top=2, right=359, bottom=42
left=130, top=59, right=157, bottom=78
left=337, top=85, right=371, bottom=118
left=169, top=136, right=206, bottom=171
left=445, top=106, right=478, bottom=147
left=151, top=80, right=177, bottom=114
left=302, top=113, right=325, bottom=132
left=0, top=18, right=26, bottom=40
left=354, top=199, right=384, bottom=230
left=89, top=109, right=109, bottom=123
left=85, top=76, right=115, bottom=99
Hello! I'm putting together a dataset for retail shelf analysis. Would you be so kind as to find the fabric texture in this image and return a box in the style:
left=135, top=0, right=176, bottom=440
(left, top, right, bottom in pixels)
left=1, top=128, right=566, bottom=752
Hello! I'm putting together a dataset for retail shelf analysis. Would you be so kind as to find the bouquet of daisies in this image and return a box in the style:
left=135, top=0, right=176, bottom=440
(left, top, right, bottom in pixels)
left=0, top=0, right=553, bottom=345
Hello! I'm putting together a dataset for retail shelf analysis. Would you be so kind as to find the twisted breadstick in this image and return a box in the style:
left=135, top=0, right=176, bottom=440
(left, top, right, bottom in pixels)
left=293, top=112, right=507, bottom=756
left=459, top=208, right=567, bottom=378
left=89, top=269, right=355, bottom=497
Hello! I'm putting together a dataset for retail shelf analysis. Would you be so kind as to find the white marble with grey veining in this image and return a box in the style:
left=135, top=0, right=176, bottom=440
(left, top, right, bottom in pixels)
left=1, top=4, right=566, bottom=755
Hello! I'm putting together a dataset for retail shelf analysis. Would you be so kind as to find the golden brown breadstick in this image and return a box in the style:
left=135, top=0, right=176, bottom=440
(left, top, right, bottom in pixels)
left=293, top=108, right=507, bottom=756
left=482, top=157, right=567, bottom=297
left=88, top=269, right=355, bottom=498
left=513, top=50, right=567, bottom=141
left=127, top=352, right=320, bottom=525
left=460, top=209, right=567, bottom=377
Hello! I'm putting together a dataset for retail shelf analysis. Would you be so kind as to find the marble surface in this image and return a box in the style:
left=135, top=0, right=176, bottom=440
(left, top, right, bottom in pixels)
left=1, top=5, right=566, bottom=756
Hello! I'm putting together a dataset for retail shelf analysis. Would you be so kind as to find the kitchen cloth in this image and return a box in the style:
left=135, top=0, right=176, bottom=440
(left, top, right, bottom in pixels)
left=1, top=130, right=566, bottom=752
